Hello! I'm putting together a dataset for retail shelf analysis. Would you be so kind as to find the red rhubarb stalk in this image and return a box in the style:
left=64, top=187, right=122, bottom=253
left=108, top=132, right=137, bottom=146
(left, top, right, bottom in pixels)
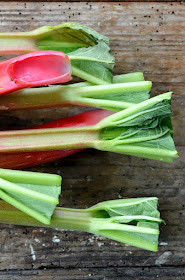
left=0, top=110, right=112, bottom=169
left=0, top=51, right=72, bottom=95
left=0, top=93, right=178, bottom=163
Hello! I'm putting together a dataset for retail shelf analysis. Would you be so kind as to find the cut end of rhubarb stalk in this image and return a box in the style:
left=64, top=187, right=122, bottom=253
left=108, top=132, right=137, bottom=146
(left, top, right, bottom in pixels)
left=0, top=51, right=72, bottom=95
left=8, top=51, right=72, bottom=85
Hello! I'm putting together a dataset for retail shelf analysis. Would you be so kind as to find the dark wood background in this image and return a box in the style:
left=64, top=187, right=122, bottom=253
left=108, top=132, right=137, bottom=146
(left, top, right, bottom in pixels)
left=0, top=1, right=184, bottom=279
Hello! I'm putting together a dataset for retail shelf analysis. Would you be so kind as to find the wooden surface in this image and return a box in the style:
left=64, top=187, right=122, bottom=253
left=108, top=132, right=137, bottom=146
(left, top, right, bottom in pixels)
left=0, top=1, right=185, bottom=279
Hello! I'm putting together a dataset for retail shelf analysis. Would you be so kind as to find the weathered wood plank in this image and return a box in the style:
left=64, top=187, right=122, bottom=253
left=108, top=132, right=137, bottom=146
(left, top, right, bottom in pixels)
left=0, top=1, right=184, bottom=279
left=0, top=148, right=184, bottom=270
left=0, top=267, right=185, bottom=280
left=0, top=0, right=182, bottom=2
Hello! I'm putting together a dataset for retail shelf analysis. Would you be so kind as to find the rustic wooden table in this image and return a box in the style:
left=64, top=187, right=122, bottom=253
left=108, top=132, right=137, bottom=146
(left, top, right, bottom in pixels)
left=0, top=1, right=184, bottom=279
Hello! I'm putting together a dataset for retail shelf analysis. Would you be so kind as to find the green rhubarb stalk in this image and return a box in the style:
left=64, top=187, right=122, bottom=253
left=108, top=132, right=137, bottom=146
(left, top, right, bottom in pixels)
left=113, top=72, right=144, bottom=83
left=0, top=23, right=109, bottom=54
left=0, top=23, right=115, bottom=85
left=0, top=197, right=162, bottom=251
left=0, top=80, right=151, bottom=111
left=0, top=169, right=61, bottom=224
left=70, top=72, right=145, bottom=86
left=41, top=72, right=144, bottom=89
left=0, top=92, right=178, bottom=162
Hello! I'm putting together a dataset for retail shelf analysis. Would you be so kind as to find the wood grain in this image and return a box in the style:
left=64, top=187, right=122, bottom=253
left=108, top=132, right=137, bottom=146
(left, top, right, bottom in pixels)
left=0, top=2, right=184, bottom=279
left=0, top=0, right=182, bottom=2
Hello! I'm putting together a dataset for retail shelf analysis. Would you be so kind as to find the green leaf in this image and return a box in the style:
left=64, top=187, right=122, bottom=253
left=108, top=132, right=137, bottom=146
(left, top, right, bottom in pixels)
left=88, top=197, right=162, bottom=251
left=68, top=41, right=115, bottom=71
left=92, top=86, right=150, bottom=105
left=97, top=92, right=178, bottom=162
left=0, top=169, right=61, bottom=224
left=90, top=197, right=161, bottom=219
left=69, top=41, right=114, bottom=84
left=71, top=60, right=113, bottom=84
left=125, top=132, right=177, bottom=162
left=35, top=22, right=109, bottom=52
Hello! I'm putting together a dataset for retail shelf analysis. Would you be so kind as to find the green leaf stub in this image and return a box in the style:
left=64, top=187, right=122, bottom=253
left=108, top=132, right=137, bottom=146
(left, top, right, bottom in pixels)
left=0, top=169, right=61, bottom=224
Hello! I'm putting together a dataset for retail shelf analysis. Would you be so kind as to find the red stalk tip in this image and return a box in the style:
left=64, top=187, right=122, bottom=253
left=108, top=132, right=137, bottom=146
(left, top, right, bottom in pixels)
left=0, top=51, right=72, bottom=95
left=0, top=110, right=113, bottom=169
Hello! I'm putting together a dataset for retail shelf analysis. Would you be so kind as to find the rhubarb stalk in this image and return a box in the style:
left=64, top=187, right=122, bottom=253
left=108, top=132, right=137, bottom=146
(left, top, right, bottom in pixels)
left=0, top=79, right=151, bottom=111
left=0, top=23, right=109, bottom=54
left=0, top=110, right=113, bottom=169
left=0, top=197, right=162, bottom=251
left=0, top=73, right=147, bottom=111
left=0, top=93, right=178, bottom=162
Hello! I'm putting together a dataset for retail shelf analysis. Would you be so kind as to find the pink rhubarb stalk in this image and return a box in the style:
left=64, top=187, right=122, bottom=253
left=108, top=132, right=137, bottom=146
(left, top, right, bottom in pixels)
left=0, top=51, right=72, bottom=95
left=0, top=110, right=112, bottom=169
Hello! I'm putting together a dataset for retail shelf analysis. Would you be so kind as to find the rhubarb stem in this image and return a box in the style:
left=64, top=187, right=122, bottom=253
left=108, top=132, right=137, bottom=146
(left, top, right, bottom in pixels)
left=0, top=126, right=99, bottom=152
left=0, top=196, right=162, bottom=251
left=0, top=206, right=92, bottom=232
left=113, top=72, right=144, bottom=83
left=0, top=80, right=151, bottom=111
left=0, top=168, right=61, bottom=186
left=0, top=36, right=38, bottom=55
left=0, top=209, right=159, bottom=251
left=0, top=92, right=177, bottom=163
